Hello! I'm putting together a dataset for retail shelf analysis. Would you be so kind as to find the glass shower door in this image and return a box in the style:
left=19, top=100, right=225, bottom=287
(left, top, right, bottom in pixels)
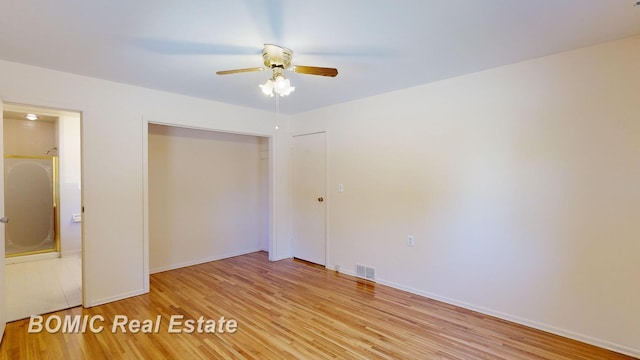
left=4, top=156, right=58, bottom=256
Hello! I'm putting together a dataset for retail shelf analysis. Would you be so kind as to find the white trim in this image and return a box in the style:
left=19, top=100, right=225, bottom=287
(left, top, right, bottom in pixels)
left=291, top=130, right=326, bottom=138
left=61, top=249, right=82, bottom=258
left=87, top=289, right=147, bottom=307
left=0, top=99, right=4, bottom=342
left=269, top=254, right=291, bottom=262
left=141, top=115, right=150, bottom=293
left=330, top=267, right=638, bottom=358
left=149, top=248, right=263, bottom=274
left=374, top=275, right=640, bottom=358
left=268, top=134, right=277, bottom=260
left=323, top=131, right=330, bottom=268
left=79, top=109, right=87, bottom=309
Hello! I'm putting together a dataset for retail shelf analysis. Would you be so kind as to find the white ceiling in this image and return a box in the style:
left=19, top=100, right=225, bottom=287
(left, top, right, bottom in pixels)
left=1, top=1, right=639, bottom=114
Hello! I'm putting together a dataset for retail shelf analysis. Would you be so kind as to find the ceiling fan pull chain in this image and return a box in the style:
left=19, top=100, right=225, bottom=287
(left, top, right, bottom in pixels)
left=275, top=93, right=280, bottom=130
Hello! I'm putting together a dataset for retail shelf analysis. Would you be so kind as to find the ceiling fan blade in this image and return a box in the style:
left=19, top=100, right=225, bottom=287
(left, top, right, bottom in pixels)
left=216, top=67, right=266, bottom=75
left=292, top=65, right=338, bottom=77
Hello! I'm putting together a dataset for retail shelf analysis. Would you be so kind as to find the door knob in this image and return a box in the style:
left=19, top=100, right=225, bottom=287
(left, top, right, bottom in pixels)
left=317, top=197, right=324, bottom=202
left=0, top=217, right=8, bottom=224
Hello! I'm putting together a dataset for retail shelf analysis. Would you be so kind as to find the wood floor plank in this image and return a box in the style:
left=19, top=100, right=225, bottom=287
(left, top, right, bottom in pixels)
left=0, top=251, right=635, bottom=359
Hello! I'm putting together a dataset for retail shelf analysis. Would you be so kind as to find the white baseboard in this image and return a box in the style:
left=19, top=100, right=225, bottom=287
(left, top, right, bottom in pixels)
left=378, top=278, right=639, bottom=358
left=332, top=268, right=638, bottom=358
left=86, top=289, right=147, bottom=307
left=62, top=249, right=82, bottom=258
left=269, top=254, right=291, bottom=261
left=149, top=248, right=263, bottom=274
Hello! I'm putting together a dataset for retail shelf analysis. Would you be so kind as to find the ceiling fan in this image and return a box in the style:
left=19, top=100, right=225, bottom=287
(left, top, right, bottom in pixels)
left=216, top=44, right=338, bottom=96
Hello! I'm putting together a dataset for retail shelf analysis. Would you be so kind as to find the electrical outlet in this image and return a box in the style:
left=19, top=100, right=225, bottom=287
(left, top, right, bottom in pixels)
left=408, top=235, right=415, bottom=246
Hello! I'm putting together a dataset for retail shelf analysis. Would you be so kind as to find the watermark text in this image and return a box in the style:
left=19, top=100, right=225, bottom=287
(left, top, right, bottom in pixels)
left=27, top=314, right=238, bottom=334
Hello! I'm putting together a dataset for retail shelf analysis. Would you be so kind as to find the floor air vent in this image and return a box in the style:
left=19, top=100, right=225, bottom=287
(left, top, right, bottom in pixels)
left=356, top=264, right=376, bottom=281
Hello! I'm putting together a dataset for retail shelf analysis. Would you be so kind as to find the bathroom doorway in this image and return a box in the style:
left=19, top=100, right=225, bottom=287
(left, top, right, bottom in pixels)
left=3, top=103, right=82, bottom=321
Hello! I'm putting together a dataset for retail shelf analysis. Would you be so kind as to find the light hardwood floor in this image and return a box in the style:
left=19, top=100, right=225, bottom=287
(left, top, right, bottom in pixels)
left=0, top=251, right=634, bottom=359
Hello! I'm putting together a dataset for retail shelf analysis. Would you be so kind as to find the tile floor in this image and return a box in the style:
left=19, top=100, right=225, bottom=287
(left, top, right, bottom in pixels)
left=5, top=255, right=82, bottom=322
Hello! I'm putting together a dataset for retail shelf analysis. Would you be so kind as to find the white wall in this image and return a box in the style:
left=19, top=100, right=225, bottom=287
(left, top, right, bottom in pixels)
left=148, top=125, right=268, bottom=273
left=0, top=59, right=292, bottom=307
left=291, top=36, right=640, bottom=356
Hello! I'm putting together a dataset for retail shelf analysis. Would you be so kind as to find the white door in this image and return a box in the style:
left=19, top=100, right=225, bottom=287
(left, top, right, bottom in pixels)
left=0, top=101, right=6, bottom=341
left=292, top=132, right=326, bottom=265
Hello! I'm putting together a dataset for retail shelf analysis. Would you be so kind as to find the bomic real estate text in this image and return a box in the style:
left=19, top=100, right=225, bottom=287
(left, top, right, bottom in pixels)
left=27, top=314, right=238, bottom=334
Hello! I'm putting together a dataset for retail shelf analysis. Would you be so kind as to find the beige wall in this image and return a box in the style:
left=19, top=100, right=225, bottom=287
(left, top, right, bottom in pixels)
left=148, top=124, right=268, bottom=272
left=292, top=36, right=640, bottom=356
left=3, top=117, right=56, bottom=156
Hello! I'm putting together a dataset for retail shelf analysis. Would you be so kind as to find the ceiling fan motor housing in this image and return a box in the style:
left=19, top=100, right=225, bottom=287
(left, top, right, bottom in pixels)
left=215, top=44, right=338, bottom=78
left=263, top=44, right=293, bottom=69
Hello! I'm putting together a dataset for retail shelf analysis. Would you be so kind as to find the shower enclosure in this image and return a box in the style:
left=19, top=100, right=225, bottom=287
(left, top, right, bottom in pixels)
left=4, top=155, right=59, bottom=256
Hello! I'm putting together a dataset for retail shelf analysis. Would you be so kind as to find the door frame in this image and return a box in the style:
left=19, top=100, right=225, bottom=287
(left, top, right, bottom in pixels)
left=0, top=100, right=5, bottom=341
left=0, top=100, right=85, bottom=341
left=291, top=131, right=329, bottom=267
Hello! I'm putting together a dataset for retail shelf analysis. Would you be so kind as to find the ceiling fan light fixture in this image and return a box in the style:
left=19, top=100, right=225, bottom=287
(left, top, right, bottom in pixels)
left=274, top=76, right=287, bottom=90
left=259, top=79, right=274, bottom=97
left=272, top=76, right=295, bottom=96
left=278, top=84, right=295, bottom=96
left=259, top=74, right=295, bottom=97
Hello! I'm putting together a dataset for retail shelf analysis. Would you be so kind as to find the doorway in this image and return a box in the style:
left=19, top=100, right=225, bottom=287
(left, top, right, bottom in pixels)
left=292, top=132, right=327, bottom=266
left=2, top=103, right=83, bottom=322
left=147, top=124, right=270, bottom=274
